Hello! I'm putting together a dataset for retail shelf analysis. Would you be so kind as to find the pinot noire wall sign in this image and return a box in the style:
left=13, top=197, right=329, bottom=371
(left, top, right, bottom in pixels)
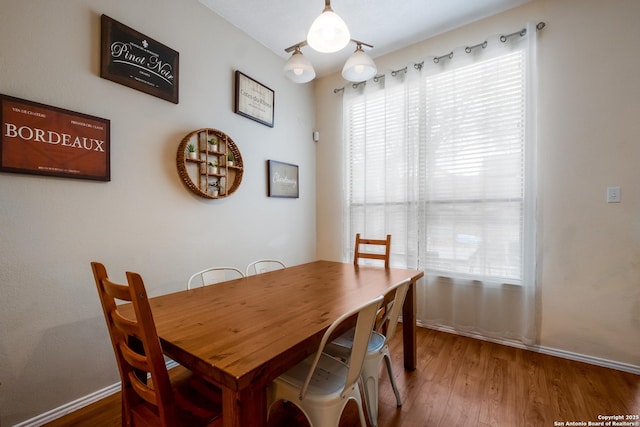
left=100, top=15, right=179, bottom=104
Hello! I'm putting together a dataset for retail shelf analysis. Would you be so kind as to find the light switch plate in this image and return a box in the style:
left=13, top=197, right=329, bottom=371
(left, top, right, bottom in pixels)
left=606, top=186, right=621, bottom=203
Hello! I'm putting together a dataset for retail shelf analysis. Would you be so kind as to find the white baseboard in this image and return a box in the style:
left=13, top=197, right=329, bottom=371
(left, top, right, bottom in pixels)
left=13, top=360, right=179, bottom=427
left=532, top=344, right=640, bottom=375
left=12, top=382, right=121, bottom=427
left=419, top=322, right=640, bottom=375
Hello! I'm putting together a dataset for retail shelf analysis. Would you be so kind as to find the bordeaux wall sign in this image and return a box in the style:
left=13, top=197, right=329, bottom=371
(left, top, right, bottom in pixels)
left=100, top=15, right=179, bottom=104
left=0, top=94, right=110, bottom=181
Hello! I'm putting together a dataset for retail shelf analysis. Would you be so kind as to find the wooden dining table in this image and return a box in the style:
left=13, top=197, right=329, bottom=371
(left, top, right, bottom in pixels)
left=140, top=260, right=424, bottom=427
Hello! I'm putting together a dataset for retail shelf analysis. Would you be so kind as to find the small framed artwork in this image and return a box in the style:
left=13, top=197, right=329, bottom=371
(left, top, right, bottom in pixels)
left=234, top=71, right=274, bottom=127
left=101, top=14, right=179, bottom=104
left=0, top=94, right=110, bottom=181
left=267, top=160, right=298, bottom=198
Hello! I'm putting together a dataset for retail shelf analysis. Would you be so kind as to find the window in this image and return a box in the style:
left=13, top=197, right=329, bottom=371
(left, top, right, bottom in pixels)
left=344, top=45, right=534, bottom=286
left=421, top=50, right=527, bottom=283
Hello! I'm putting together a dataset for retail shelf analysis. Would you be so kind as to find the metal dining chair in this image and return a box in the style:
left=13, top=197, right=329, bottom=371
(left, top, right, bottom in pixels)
left=267, top=295, right=383, bottom=427
left=245, top=259, right=286, bottom=276
left=325, top=278, right=411, bottom=427
left=187, top=266, right=244, bottom=289
left=91, top=262, right=223, bottom=427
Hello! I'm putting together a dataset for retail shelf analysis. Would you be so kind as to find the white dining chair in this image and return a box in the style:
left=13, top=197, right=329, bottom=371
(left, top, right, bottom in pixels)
left=244, top=259, right=286, bottom=276
left=324, top=279, right=411, bottom=427
left=267, top=295, right=383, bottom=427
left=186, top=267, right=244, bottom=289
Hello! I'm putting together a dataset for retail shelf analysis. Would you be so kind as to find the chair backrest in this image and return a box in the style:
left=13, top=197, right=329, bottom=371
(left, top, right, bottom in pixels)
left=353, top=233, right=391, bottom=269
left=300, top=295, right=383, bottom=400
left=376, top=279, right=411, bottom=344
left=245, top=259, right=286, bottom=276
left=187, top=267, right=244, bottom=289
left=91, top=262, right=178, bottom=426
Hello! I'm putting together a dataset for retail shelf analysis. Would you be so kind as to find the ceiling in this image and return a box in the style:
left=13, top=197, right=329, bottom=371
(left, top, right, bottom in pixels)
left=198, top=0, right=531, bottom=78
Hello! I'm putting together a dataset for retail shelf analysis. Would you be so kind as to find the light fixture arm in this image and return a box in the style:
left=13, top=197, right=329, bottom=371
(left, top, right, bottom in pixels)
left=286, top=39, right=372, bottom=54
left=284, top=40, right=308, bottom=53
left=350, top=39, right=374, bottom=49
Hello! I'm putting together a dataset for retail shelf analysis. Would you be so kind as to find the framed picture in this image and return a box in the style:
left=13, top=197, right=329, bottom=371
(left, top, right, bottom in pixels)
left=100, top=15, right=179, bottom=104
left=0, top=94, right=110, bottom=181
left=267, top=160, right=298, bottom=198
left=234, top=71, right=274, bottom=127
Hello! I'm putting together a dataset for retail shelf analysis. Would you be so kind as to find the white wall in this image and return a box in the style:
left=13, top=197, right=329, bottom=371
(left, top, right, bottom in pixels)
left=316, top=0, right=640, bottom=368
left=0, top=0, right=317, bottom=424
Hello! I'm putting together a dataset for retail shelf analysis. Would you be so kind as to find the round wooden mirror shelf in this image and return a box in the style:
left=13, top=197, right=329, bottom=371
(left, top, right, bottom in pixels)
left=176, top=128, right=244, bottom=199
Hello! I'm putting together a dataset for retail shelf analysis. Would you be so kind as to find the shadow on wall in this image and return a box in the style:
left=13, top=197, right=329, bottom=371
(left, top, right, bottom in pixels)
left=1, top=315, right=117, bottom=426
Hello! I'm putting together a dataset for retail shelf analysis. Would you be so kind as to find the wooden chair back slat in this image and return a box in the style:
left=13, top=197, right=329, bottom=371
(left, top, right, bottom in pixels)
left=353, top=233, right=392, bottom=269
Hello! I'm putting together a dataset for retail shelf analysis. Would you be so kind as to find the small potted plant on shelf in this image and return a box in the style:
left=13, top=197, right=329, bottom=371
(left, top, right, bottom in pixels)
left=209, top=181, right=219, bottom=197
left=227, top=152, right=235, bottom=167
left=187, top=144, right=197, bottom=159
left=208, top=160, right=218, bottom=175
left=208, top=137, right=218, bottom=152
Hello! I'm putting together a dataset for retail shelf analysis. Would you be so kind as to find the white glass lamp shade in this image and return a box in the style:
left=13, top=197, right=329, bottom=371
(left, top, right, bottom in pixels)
left=342, top=47, right=377, bottom=82
left=307, top=9, right=350, bottom=53
left=283, top=50, right=316, bottom=83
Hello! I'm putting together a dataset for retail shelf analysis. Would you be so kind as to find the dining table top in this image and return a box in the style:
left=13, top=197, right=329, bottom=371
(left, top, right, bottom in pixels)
left=127, top=260, right=424, bottom=427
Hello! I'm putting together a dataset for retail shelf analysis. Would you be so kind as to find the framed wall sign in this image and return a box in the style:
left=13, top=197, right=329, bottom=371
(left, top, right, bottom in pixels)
left=100, top=15, right=179, bottom=104
left=267, top=160, right=298, bottom=198
left=234, top=71, right=274, bottom=127
left=0, top=94, right=110, bottom=181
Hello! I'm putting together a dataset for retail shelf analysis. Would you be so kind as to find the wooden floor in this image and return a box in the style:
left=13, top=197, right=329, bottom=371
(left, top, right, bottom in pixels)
left=45, top=327, right=639, bottom=427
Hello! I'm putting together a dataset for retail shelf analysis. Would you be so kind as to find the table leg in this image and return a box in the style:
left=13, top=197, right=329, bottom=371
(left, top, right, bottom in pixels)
left=222, top=385, right=268, bottom=427
left=402, top=280, right=417, bottom=370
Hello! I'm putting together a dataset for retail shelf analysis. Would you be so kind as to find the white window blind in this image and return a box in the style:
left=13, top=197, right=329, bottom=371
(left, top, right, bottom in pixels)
left=345, top=80, right=421, bottom=267
left=345, top=48, right=531, bottom=285
left=421, top=50, right=526, bottom=283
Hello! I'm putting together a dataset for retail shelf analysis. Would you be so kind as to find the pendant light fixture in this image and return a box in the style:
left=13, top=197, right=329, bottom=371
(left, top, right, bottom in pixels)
left=306, top=0, right=350, bottom=53
left=283, top=44, right=316, bottom=84
left=283, top=2, right=376, bottom=84
left=342, top=41, right=376, bottom=82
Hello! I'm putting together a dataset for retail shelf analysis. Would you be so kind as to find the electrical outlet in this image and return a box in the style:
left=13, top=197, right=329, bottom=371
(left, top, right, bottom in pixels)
left=606, top=186, right=621, bottom=203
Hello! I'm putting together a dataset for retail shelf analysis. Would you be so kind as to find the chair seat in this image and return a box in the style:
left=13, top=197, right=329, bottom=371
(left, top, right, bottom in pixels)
left=276, top=352, right=350, bottom=398
left=171, top=368, right=223, bottom=426
left=326, top=329, right=386, bottom=360
left=129, top=353, right=223, bottom=427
